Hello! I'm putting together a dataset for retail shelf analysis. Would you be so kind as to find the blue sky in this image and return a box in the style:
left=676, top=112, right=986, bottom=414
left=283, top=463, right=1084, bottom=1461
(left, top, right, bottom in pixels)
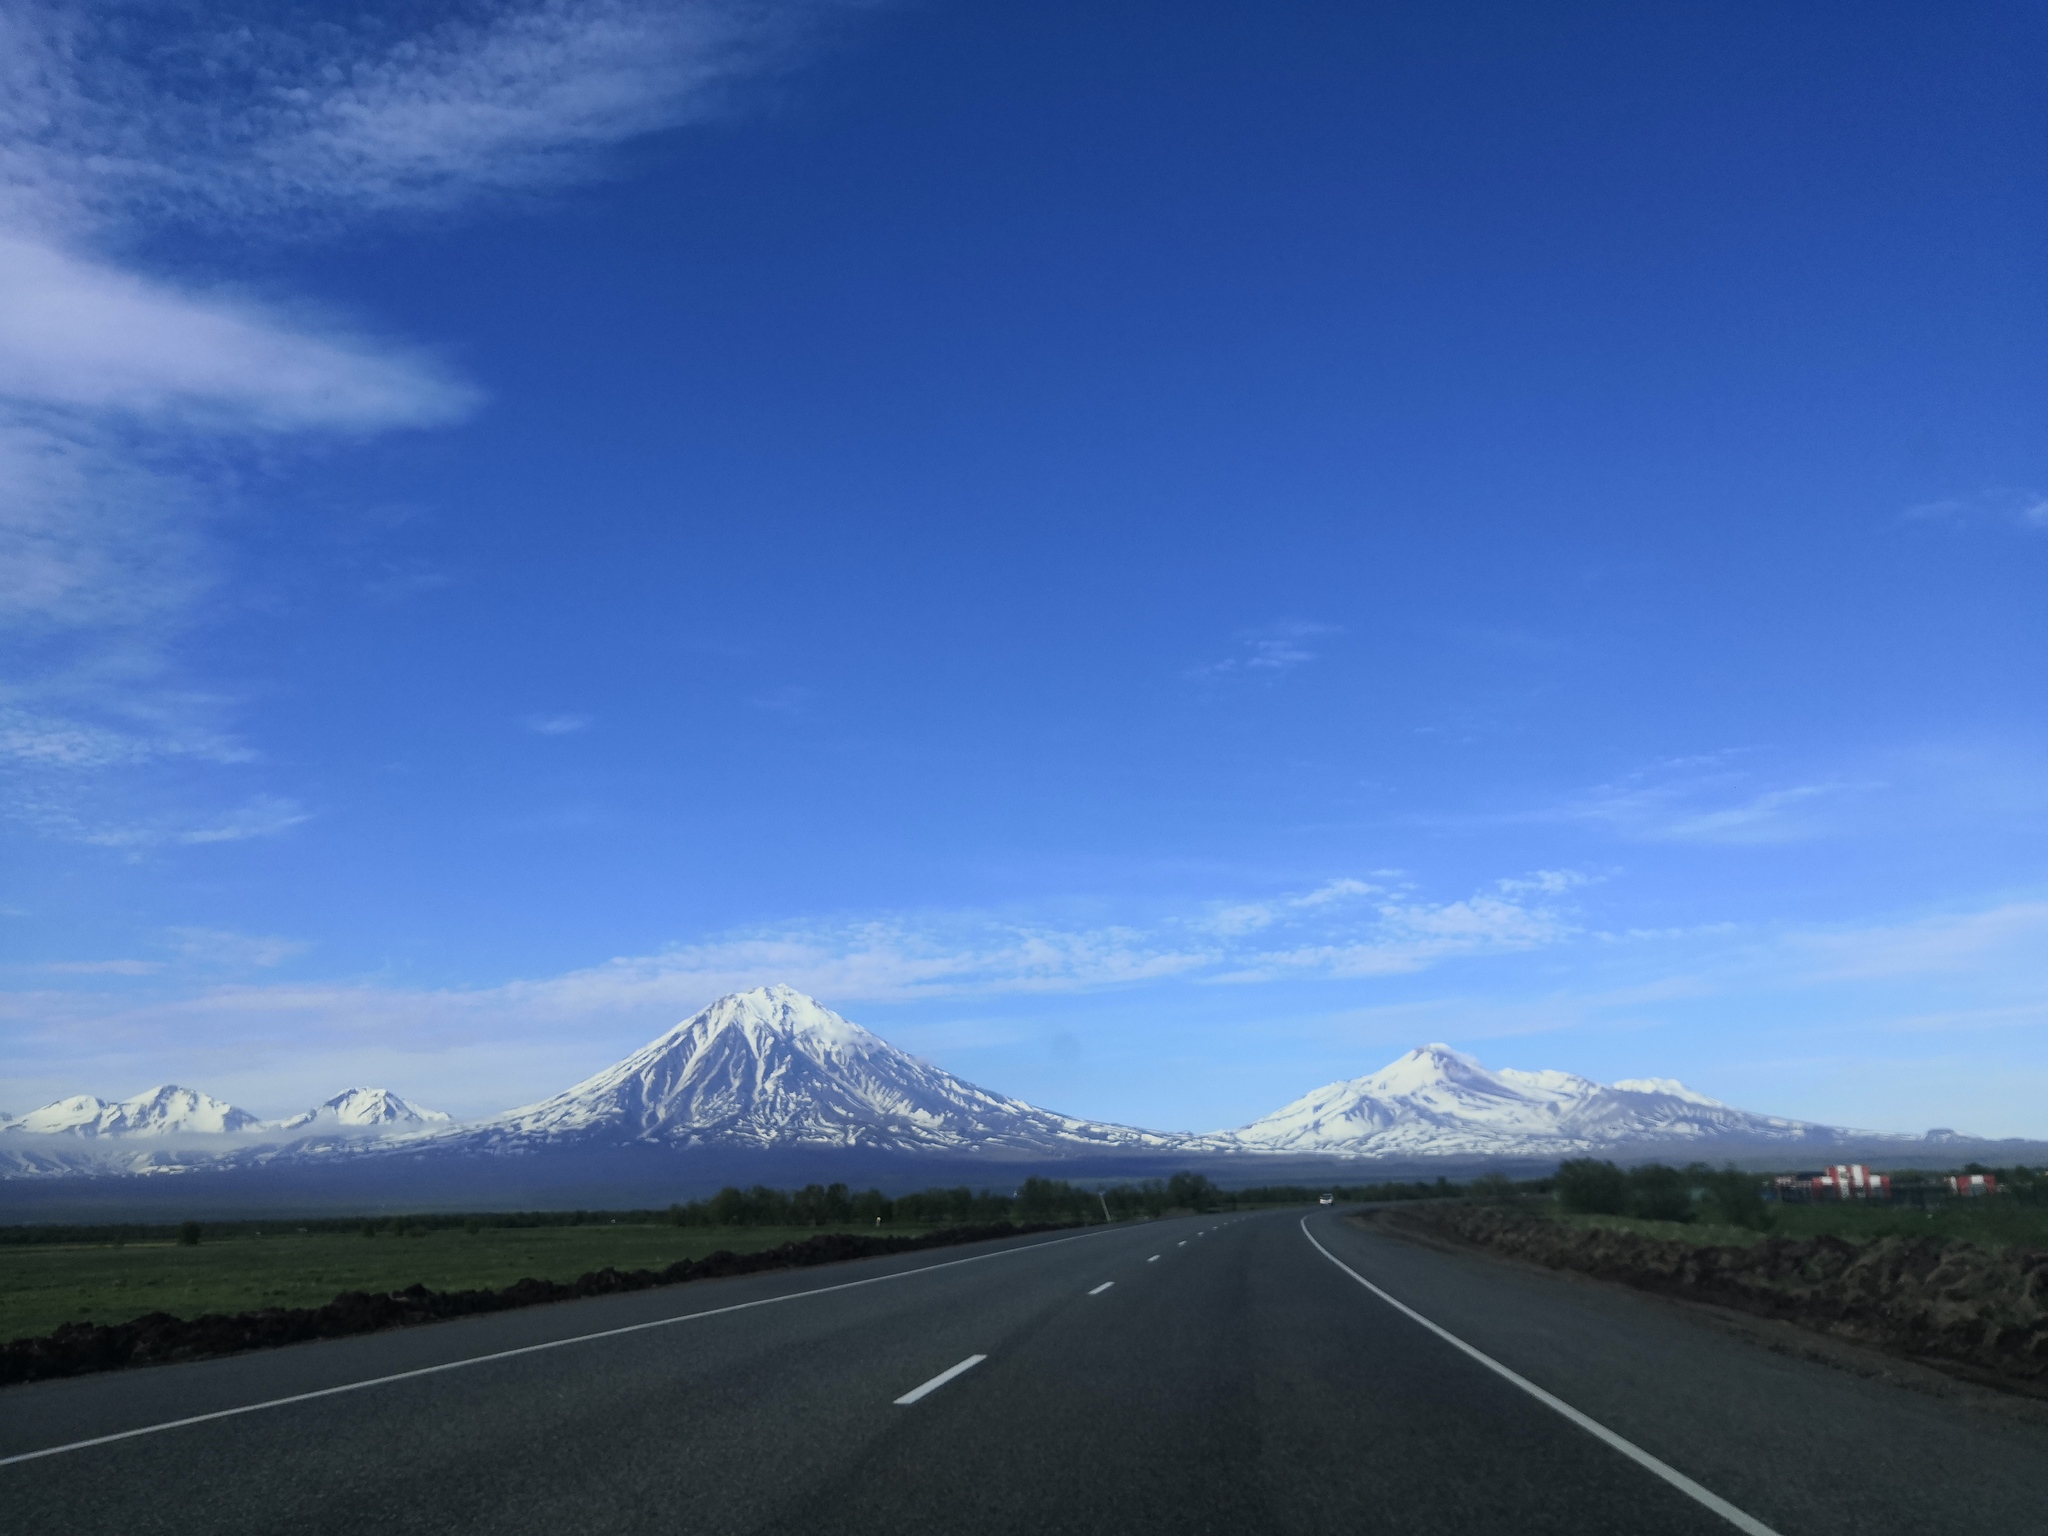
left=3, top=1, right=2045, bottom=1137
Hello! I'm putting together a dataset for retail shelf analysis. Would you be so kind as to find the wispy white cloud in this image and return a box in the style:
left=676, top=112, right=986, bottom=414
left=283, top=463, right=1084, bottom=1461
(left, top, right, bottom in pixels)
left=1790, top=900, right=2048, bottom=983
left=1, top=2, right=815, bottom=234
left=750, top=686, right=812, bottom=716
left=39, top=958, right=160, bottom=977
left=522, top=712, right=593, bottom=736
left=1191, top=620, right=1341, bottom=679
left=78, top=794, right=311, bottom=850
left=1216, top=876, right=1580, bottom=982
left=22, top=925, right=308, bottom=978
left=1204, top=876, right=1380, bottom=936
left=0, top=0, right=833, bottom=847
left=1902, top=487, right=2048, bottom=533
left=1561, top=756, right=1860, bottom=845
left=0, top=870, right=1583, bottom=1109
left=165, top=927, right=309, bottom=969
left=10, top=886, right=2048, bottom=1133
left=0, top=235, right=475, bottom=429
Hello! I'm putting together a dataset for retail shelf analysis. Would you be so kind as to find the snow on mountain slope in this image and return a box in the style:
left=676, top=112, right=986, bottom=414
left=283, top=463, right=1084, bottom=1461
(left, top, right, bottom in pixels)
left=453, top=985, right=1174, bottom=1155
left=272, top=1087, right=451, bottom=1132
left=1218, top=1044, right=1880, bottom=1157
left=0, top=994, right=1984, bottom=1182
left=6, top=1085, right=262, bottom=1138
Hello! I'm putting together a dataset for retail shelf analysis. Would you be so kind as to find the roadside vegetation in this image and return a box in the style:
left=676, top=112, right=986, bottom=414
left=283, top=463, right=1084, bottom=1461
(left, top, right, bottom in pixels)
left=1375, top=1163, right=2048, bottom=1398
left=0, top=1171, right=1383, bottom=1342
left=18, top=1160, right=2037, bottom=1347
left=0, top=1220, right=948, bottom=1343
left=1543, top=1158, right=2048, bottom=1252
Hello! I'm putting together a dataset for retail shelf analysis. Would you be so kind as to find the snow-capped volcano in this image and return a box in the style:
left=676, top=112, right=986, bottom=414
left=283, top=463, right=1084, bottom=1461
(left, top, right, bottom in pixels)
left=1216, top=1043, right=1869, bottom=1158
left=1, top=995, right=1996, bottom=1187
left=460, top=984, right=1172, bottom=1156
left=272, top=1087, right=451, bottom=1132
left=8, top=1085, right=262, bottom=1138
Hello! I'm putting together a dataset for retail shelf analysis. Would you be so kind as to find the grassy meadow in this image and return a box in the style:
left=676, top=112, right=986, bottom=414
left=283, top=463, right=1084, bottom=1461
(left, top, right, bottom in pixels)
left=0, top=1222, right=933, bottom=1343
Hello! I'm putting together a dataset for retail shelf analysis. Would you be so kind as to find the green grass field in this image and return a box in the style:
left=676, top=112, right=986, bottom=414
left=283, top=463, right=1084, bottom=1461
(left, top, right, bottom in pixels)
left=0, top=1223, right=938, bottom=1344
left=1558, top=1200, right=2048, bottom=1252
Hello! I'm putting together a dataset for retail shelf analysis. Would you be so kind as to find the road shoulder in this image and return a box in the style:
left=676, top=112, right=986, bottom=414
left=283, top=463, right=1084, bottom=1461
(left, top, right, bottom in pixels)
left=1348, top=1207, right=2048, bottom=1431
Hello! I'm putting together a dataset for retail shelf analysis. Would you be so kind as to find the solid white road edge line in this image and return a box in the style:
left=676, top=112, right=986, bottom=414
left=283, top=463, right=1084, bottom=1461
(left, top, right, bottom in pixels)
left=1088, top=1281, right=1114, bottom=1295
left=0, top=1224, right=1129, bottom=1471
left=893, top=1353, right=986, bottom=1405
left=1298, top=1218, right=1782, bottom=1536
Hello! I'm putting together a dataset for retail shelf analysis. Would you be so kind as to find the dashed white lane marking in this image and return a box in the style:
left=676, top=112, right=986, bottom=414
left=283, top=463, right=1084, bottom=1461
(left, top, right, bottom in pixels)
left=1088, top=1281, right=1115, bottom=1296
left=1177, top=1240, right=1187, bottom=1246
left=0, top=1224, right=1130, bottom=1471
left=1147, top=1255, right=1160, bottom=1262
left=1298, top=1218, right=1782, bottom=1536
left=894, top=1354, right=986, bottom=1405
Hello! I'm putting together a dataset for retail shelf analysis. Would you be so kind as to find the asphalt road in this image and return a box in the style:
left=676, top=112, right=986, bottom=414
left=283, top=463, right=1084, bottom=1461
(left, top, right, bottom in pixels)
left=4, top=1208, right=2046, bottom=1535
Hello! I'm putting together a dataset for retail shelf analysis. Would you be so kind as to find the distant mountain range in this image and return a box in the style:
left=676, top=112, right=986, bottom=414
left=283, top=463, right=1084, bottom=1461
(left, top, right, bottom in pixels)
left=0, top=985, right=2002, bottom=1184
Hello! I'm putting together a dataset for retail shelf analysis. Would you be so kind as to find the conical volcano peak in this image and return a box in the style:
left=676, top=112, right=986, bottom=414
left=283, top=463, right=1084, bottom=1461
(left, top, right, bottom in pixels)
left=473, top=987, right=1173, bottom=1154
left=689, top=985, right=879, bottom=1053
left=1359, top=1043, right=1494, bottom=1094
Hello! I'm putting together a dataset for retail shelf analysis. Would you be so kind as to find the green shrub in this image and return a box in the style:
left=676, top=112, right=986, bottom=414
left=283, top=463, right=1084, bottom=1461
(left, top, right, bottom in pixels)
left=1627, top=1163, right=1695, bottom=1223
left=176, top=1221, right=201, bottom=1247
left=1555, top=1159, right=1629, bottom=1215
left=1687, top=1165, right=1775, bottom=1231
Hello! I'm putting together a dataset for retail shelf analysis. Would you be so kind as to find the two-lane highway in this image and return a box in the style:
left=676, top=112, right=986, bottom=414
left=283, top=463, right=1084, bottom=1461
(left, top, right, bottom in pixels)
left=5, top=1209, right=2046, bottom=1534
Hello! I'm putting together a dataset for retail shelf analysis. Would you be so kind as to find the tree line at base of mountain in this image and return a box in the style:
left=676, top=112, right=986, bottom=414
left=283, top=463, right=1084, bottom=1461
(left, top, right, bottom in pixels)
left=666, top=1172, right=1485, bottom=1228
left=1550, top=1160, right=1776, bottom=1230
left=0, top=1172, right=1472, bottom=1247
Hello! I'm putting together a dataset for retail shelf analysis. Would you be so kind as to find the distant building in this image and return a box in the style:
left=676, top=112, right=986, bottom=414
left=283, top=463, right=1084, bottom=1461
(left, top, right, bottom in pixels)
left=1818, top=1164, right=1890, bottom=1199
left=1774, top=1164, right=1890, bottom=1201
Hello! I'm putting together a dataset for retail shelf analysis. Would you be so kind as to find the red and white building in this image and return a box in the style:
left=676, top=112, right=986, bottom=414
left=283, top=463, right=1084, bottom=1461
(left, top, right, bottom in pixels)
left=1814, top=1164, right=1890, bottom=1199
left=1775, top=1164, right=1893, bottom=1201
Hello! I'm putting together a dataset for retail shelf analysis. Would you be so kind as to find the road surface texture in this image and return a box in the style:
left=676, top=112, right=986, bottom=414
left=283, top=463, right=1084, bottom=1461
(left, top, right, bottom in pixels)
left=4, top=1208, right=2045, bottom=1534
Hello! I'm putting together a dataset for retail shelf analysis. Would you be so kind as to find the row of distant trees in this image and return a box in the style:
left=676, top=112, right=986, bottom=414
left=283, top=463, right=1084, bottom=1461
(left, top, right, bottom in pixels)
left=3, top=1174, right=1422, bottom=1247
left=664, top=1171, right=1478, bottom=1228
left=1551, top=1160, right=1775, bottom=1230
left=28, top=1162, right=2039, bottom=1247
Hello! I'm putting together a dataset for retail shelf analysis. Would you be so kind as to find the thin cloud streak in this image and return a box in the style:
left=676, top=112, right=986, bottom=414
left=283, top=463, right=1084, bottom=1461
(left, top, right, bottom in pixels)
left=1554, top=756, right=1860, bottom=845
left=1190, top=620, right=1341, bottom=679
left=8, top=888, right=2047, bottom=1129
left=523, top=713, right=593, bottom=735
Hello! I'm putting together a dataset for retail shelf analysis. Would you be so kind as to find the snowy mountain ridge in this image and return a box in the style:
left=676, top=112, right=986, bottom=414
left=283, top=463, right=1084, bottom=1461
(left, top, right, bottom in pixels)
left=8, top=1085, right=263, bottom=1138
left=0, top=988, right=1982, bottom=1181
left=0, top=1085, right=448, bottom=1142
left=1212, top=1043, right=1879, bottom=1158
left=271, top=1087, right=452, bottom=1132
